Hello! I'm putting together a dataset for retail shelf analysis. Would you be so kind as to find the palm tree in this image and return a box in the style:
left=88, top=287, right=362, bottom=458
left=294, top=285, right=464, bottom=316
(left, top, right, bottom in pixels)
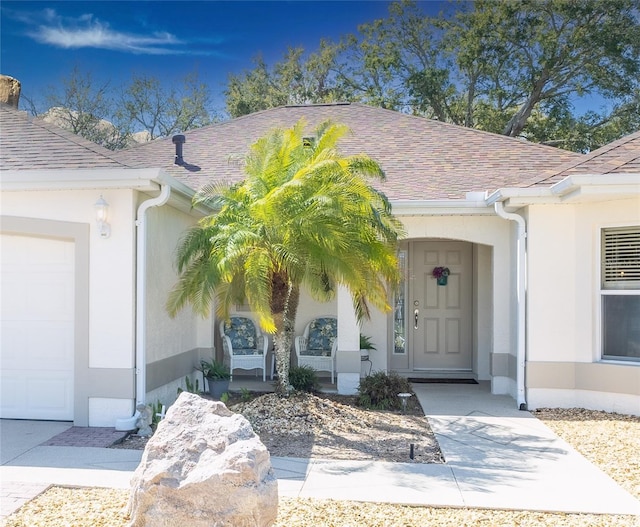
left=167, top=119, right=404, bottom=394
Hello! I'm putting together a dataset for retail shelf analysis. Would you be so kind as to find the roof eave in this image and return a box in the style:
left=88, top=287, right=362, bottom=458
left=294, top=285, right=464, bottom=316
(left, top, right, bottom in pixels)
left=0, top=168, right=167, bottom=192
left=0, top=167, right=212, bottom=216
left=391, top=196, right=495, bottom=216
left=487, top=173, right=640, bottom=210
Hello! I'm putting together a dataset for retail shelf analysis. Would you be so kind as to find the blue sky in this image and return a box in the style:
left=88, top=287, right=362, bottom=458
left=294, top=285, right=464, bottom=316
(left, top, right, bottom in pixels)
left=1, top=1, right=443, bottom=111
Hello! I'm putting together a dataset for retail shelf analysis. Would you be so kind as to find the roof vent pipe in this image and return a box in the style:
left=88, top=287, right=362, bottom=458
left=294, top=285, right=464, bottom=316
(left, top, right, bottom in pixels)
left=172, top=134, right=186, bottom=165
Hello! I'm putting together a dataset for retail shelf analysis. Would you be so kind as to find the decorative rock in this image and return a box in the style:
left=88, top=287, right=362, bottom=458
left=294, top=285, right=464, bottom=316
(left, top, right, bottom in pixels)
left=128, top=392, right=277, bottom=527
left=0, top=75, right=21, bottom=107
left=135, top=404, right=153, bottom=437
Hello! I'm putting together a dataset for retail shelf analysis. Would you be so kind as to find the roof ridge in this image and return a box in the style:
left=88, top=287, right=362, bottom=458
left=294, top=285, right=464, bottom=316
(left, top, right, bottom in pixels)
left=117, top=102, right=586, bottom=158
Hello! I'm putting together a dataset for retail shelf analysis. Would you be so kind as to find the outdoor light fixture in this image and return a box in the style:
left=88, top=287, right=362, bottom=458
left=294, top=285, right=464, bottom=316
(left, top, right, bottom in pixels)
left=95, top=195, right=111, bottom=238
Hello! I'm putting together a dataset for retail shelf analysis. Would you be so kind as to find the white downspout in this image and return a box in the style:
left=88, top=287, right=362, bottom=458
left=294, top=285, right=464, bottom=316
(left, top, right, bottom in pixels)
left=494, top=201, right=527, bottom=410
left=135, top=184, right=171, bottom=406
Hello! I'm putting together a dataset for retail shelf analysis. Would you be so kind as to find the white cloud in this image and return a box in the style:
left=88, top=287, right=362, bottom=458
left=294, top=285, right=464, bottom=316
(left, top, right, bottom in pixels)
left=32, top=22, right=184, bottom=54
left=5, top=7, right=215, bottom=55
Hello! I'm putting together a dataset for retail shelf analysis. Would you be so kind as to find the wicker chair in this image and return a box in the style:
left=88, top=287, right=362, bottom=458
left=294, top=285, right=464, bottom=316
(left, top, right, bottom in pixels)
left=294, top=316, right=337, bottom=383
left=219, top=316, right=268, bottom=381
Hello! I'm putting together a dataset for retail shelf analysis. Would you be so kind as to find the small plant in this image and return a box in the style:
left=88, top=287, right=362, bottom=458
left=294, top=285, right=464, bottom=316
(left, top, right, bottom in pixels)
left=289, top=365, right=320, bottom=393
left=199, top=358, right=231, bottom=380
left=358, top=371, right=414, bottom=411
left=240, top=387, right=253, bottom=402
left=151, top=400, right=165, bottom=427
left=220, top=392, right=230, bottom=403
left=360, top=334, right=376, bottom=350
left=177, top=375, right=200, bottom=395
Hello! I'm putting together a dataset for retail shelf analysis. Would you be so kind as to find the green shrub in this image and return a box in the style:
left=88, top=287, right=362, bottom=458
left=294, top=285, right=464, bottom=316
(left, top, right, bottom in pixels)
left=357, top=371, right=414, bottom=410
left=289, top=365, right=320, bottom=393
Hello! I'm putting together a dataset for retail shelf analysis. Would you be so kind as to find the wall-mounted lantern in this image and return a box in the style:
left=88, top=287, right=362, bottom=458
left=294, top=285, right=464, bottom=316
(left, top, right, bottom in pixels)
left=95, top=195, right=111, bottom=238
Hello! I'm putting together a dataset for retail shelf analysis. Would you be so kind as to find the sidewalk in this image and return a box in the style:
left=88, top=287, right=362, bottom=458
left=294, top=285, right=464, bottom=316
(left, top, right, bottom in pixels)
left=2, top=383, right=639, bottom=519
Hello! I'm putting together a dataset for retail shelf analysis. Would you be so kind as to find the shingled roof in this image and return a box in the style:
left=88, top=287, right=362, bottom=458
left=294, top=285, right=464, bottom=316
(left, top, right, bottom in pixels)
left=0, top=104, right=132, bottom=170
left=529, top=130, right=640, bottom=187
left=114, top=103, right=581, bottom=200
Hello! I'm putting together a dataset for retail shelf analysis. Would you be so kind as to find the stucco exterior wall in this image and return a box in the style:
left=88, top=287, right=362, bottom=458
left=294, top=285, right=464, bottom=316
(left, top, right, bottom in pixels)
left=526, top=198, right=640, bottom=415
left=143, top=201, right=214, bottom=404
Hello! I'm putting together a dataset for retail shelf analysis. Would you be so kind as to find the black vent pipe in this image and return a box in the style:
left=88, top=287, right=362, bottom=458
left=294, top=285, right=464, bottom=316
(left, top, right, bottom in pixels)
left=172, top=135, right=186, bottom=165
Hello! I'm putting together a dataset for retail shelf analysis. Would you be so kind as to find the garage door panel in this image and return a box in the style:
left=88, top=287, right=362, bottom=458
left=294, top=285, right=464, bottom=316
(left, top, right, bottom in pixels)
left=28, top=322, right=74, bottom=365
left=0, top=234, right=75, bottom=421
left=2, top=322, right=73, bottom=366
left=26, top=275, right=74, bottom=321
left=0, top=376, right=23, bottom=411
left=27, top=375, right=72, bottom=412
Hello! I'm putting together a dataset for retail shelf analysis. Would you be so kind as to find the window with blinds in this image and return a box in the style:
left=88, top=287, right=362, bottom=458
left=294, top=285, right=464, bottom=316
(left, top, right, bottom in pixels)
left=602, top=227, right=640, bottom=290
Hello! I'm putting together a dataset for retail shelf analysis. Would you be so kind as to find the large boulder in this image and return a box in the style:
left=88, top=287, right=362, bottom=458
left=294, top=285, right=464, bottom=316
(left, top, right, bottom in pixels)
left=128, top=392, right=278, bottom=527
left=0, top=75, right=21, bottom=107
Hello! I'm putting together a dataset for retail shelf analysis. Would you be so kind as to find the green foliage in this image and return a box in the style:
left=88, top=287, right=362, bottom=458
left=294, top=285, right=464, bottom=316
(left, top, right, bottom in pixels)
left=240, top=387, right=253, bottom=402
left=359, top=335, right=376, bottom=350
left=220, top=392, right=230, bottom=403
left=198, top=359, right=231, bottom=380
left=177, top=375, right=200, bottom=395
left=225, top=44, right=350, bottom=118
left=150, top=400, right=165, bottom=427
left=288, top=365, right=321, bottom=393
left=358, top=371, right=414, bottom=411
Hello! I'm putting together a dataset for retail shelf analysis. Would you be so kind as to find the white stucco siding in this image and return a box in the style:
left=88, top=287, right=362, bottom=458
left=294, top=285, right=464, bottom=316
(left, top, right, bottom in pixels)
left=144, top=204, right=212, bottom=363
left=1, top=188, right=137, bottom=368
left=527, top=205, right=578, bottom=362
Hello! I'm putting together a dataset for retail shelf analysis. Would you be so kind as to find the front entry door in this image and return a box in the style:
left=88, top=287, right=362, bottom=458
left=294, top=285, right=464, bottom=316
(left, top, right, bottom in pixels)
left=411, top=241, right=472, bottom=370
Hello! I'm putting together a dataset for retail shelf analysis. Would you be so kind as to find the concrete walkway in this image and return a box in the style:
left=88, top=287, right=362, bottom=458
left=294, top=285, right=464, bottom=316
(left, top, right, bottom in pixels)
left=2, top=383, right=639, bottom=519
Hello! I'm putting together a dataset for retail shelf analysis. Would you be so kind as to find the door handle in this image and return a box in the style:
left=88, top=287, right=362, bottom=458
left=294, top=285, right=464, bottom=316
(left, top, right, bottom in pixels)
left=414, top=309, right=419, bottom=330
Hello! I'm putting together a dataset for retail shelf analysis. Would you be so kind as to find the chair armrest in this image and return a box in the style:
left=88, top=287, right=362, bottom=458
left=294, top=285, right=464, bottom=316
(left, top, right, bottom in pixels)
left=221, top=334, right=233, bottom=356
left=331, top=338, right=338, bottom=357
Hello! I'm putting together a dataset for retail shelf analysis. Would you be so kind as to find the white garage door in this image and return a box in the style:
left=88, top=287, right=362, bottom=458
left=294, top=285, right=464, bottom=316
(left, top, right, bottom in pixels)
left=1, top=234, right=75, bottom=420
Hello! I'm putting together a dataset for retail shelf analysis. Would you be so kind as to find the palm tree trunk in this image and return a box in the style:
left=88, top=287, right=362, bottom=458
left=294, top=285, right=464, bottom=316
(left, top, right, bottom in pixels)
left=271, top=275, right=300, bottom=395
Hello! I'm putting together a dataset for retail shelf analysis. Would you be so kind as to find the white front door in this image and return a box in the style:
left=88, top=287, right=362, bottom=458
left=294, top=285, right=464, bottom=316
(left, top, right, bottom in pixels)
left=0, top=234, right=75, bottom=420
left=411, top=241, right=472, bottom=370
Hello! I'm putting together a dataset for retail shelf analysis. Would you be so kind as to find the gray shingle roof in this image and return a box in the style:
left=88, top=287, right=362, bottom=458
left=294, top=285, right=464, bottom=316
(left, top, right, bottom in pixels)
left=529, top=131, right=640, bottom=187
left=0, top=104, right=132, bottom=170
left=115, top=103, right=582, bottom=200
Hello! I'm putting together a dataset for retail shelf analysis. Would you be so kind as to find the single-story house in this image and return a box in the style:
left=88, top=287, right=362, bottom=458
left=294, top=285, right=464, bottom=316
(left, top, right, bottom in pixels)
left=2, top=102, right=638, bottom=426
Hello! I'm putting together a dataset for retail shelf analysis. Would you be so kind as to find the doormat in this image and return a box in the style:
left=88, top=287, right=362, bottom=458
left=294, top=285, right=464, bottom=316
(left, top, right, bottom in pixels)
left=408, top=378, right=478, bottom=384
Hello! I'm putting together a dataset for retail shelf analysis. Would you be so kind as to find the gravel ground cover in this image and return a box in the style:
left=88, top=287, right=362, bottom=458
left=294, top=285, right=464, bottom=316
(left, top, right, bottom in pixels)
left=4, top=401, right=640, bottom=527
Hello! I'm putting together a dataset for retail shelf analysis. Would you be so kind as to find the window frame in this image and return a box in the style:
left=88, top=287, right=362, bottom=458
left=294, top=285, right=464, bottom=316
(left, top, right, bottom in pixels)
left=600, top=225, right=640, bottom=363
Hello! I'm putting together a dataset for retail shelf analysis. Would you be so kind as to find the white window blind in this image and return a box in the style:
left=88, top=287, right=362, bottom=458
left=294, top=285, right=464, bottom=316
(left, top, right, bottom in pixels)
left=602, top=227, right=640, bottom=289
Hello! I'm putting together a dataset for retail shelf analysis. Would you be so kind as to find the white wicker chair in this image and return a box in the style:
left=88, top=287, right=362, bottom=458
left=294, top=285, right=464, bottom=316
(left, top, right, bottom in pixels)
left=295, top=316, right=337, bottom=384
left=219, top=316, right=268, bottom=381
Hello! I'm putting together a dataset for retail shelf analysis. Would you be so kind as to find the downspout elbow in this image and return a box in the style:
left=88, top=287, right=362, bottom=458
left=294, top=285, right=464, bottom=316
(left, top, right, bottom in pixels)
left=494, top=201, right=527, bottom=410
